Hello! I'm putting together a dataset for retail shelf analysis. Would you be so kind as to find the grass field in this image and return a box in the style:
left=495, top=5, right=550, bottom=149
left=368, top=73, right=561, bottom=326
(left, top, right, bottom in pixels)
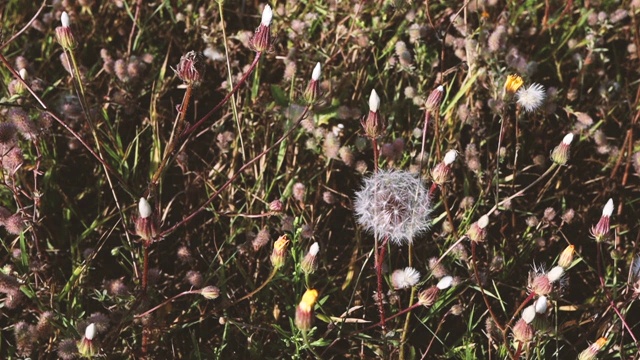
left=1, top=0, right=640, bottom=359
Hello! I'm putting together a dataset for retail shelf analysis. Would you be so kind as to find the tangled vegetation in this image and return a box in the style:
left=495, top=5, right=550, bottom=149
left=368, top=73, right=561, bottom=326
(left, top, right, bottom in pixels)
left=1, top=0, right=640, bottom=359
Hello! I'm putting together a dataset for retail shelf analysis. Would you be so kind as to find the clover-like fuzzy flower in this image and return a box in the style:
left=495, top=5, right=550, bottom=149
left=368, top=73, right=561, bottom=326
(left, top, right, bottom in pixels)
left=354, top=169, right=432, bottom=245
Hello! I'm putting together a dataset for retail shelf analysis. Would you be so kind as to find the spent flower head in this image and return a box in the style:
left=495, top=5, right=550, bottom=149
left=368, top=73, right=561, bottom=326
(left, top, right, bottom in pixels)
left=425, top=85, right=444, bottom=113
left=175, top=51, right=205, bottom=86
left=391, top=267, right=421, bottom=289
left=516, top=83, right=545, bottom=112
left=270, top=235, right=290, bottom=269
left=354, top=169, right=432, bottom=245
left=431, top=149, right=457, bottom=185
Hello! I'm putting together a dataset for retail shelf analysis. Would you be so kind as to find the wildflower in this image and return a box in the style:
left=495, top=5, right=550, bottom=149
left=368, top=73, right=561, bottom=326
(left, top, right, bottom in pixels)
left=360, top=89, right=386, bottom=139
left=8, top=108, right=38, bottom=140
left=428, top=257, right=448, bottom=279
left=578, top=337, right=607, bottom=360
left=547, top=266, right=564, bottom=283
left=550, top=133, right=574, bottom=165
left=516, top=83, right=545, bottom=112
left=175, top=51, right=204, bottom=86
left=269, top=199, right=284, bottom=213
left=295, top=289, right=318, bottom=331
left=135, top=197, right=157, bottom=244
left=354, top=169, right=432, bottom=245
left=534, top=296, right=548, bottom=314
left=558, top=245, right=575, bottom=268
left=292, top=182, right=306, bottom=202
left=252, top=228, right=271, bottom=251
left=529, top=270, right=553, bottom=296
left=504, top=74, right=524, bottom=94
left=57, top=339, right=78, bottom=360
left=77, top=323, right=96, bottom=358
left=591, top=198, right=614, bottom=242
left=8, top=68, right=28, bottom=96
left=55, top=12, right=77, bottom=50
left=303, top=62, right=321, bottom=104
left=391, top=267, right=421, bottom=289
left=436, top=275, right=454, bottom=290
left=431, top=149, right=457, bottom=185
left=512, top=318, right=534, bottom=344
left=250, top=5, right=273, bottom=52
left=270, top=235, right=290, bottom=269
left=467, top=215, right=489, bottom=243
left=425, top=85, right=445, bottom=114
left=417, top=286, right=439, bottom=307
left=200, top=286, right=220, bottom=300
left=522, top=305, right=536, bottom=324
left=301, top=242, right=320, bottom=274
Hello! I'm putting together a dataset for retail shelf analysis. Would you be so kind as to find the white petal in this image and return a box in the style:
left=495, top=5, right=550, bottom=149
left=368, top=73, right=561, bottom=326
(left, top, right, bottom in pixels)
left=562, top=133, right=574, bottom=145
left=261, top=5, right=273, bottom=26
left=138, top=197, right=152, bottom=219
left=61, top=11, right=70, bottom=28
left=311, top=62, right=321, bottom=81
left=478, top=215, right=489, bottom=229
left=443, top=150, right=457, bottom=165
left=547, top=266, right=564, bottom=283
left=19, top=68, right=28, bottom=80
left=309, top=242, right=319, bottom=256
left=436, top=275, right=453, bottom=290
left=522, top=305, right=536, bottom=324
left=369, top=89, right=380, bottom=112
left=602, top=198, right=614, bottom=217
left=535, top=296, right=548, bottom=314
left=85, top=323, right=96, bottom=340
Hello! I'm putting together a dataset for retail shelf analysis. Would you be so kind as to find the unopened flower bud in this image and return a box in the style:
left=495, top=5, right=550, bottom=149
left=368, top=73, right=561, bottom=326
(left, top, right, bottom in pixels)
left=578, top=337, right=607, bottom=360
left=300, top=242, right=319, bottom=274
left=135, top=197, right=157, bottom=244
left=77, top=323, right=97, bottom=357
left=55, top=12, right=76, bottom=50
left=295, top=289, right=318, bottom=331
left=558, top=245, right=575, bottom=268
left=270, top=235, right=290, bottom=269
left=431, top=150, right=457, bottom=185
left=303, top=62, right=321, bottom=104
left=269, top=199, right=284, bottom=212
left=250, top=5, right=273, bottom=52
left=504, top=74, right=524, bottom=94
left=550, top=133, right=574, bottom=165
left=200, top=286, right=220, bottom=300
left=467, top=215, right=489, bottom=243
left=591, top=198, right=613, bottom=242
left=512, top=318, right=534, bottom=344
left=417, top=286, right=439, bottom=307
left=175, top=51, right=204, bottom=86
left=436, top=275, right=454, bottom=290
left=425, top=85, right=444, bottom=113
left=361, top=89, right=386, bottom=139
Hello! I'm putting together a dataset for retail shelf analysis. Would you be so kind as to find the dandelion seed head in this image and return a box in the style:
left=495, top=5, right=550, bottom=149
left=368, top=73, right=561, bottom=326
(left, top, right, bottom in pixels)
left=354, top=170, right=432, bottom=245
left=391, top=267, right=420, bottom=289
left=516, top=83, right=545, bottom=112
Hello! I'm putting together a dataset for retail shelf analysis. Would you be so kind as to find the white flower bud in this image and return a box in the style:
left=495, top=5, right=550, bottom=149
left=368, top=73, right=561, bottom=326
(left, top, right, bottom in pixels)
left=138, top=197, right=152, bottom=219
left=61, top=11, right=71, bottom=28
left=602, top=198, right=614, bottom=217
left=547, top=266, right=564, bottom=283
left=19, top=68, right=28, bottom=80
left=85, top=323, right=96, bottom=340
left=522, top=305, right=536, bottom=324
left=535, top=295, right=548, bottom=314
left=562, top=133, right=574, bottom=145
left=369, top=89, right=380, bottom=112
left=436, top=275, right=453, bottom=290
left=309, top=242, right=319, bottom=256
left=478, top=215, right=489, bottom=229
left=443, top=150, right=457, bottom=166
left=261, top=5, right=273, bottom=26
left=311, top=62, right=321, bottom=81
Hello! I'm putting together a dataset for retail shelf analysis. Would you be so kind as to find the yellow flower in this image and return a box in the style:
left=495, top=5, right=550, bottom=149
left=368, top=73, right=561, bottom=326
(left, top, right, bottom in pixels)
left=295, top=289, right=319, bottom=331
left=505, top=74, right=524, bottom=94
left=270, top=235, right=290, bottom=269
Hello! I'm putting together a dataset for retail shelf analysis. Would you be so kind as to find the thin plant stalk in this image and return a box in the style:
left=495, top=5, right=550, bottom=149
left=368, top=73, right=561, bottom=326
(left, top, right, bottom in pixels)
left=399, top=243, right=416, bottom=360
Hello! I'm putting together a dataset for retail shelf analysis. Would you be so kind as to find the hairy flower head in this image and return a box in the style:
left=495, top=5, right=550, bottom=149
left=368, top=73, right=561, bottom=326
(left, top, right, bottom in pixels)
left=516, top=83, right=545, bottom=112
left=354, top=170, right=432, bottom=245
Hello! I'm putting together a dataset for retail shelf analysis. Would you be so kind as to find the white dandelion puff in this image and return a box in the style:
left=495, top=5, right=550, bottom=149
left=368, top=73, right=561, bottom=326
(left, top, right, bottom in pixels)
left=391, top=267, right=421, bottom=289
left=354, top=169, right=432, bottom=245
left=516, top=83, right=546, bottom=112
